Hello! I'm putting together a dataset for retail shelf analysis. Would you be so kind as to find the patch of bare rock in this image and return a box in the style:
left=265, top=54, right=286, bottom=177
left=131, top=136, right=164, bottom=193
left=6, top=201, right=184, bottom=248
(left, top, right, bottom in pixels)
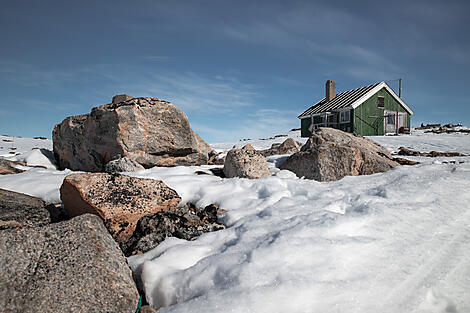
left=123, top=203, right=226, bottom=256
left=0, top=189, right=140, bottom=313
left=53, top=95, right=213, bottom=172
left=280, top=127, right=400, bottom=181
left=0, top=158, right=26, bottom=175
left=60, top=173, right=181, bottom=245
left=260, top=138, right=301, bottom=157
left=397, top=147, right=466, bottom=157
left=0, top=189, right=51, bottom=229
left=223, top=144, right=271, bottom=179
left=60, top=172, right=226, bottom=257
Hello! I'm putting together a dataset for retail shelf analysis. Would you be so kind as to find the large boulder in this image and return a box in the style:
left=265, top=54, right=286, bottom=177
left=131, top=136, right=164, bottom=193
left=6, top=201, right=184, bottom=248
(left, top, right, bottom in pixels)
left=260, top=138, right=301, bottom=156
left=280, top=127, right=399, bottom=181
left=60, top=173, right=181, bottom=246
left=223, top=144, right=271, bottom=179
left=53, top=96, right=213, bottom=171
left=0, top=189, right=50, bottom=229
left=0, top=214, right=139, bottom=313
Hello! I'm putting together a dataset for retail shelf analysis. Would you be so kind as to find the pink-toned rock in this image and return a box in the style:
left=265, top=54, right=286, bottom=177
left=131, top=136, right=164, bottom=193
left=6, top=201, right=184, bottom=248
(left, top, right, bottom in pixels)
left=223, top=144, right=271, bottom=179
left=60, top=173, right=181, bottom=245
left=280, top=127, right=399, bottom=181
left=53, top=96, right=213, bottom=171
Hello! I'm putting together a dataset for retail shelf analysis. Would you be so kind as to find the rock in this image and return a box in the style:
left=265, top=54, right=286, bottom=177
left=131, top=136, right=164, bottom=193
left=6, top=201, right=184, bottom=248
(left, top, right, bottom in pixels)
left=261, top=138, right=300, bottom=156
left=0, top=189, right=50, bottom=229
left=105, top=156, right=145, bottom=173
left=280, top=127, right=399, bottom=181
left=393, top=157, right=420, bottom=166
left=0, top=214, right=139, bottom=313
left=397, top=146, right=466, bottom=157
left=139, top=305, right=157, bottom=313
left=0, top=158, right=25, bottom=175
left=223, top=144, right=271, bottom=179
left=53, top=96, right=213, bottom=172
left=122, top=203, right=225, bottom=256
left=60, top=173, right=181, bottom=245
left=112, top=94, right=133, bottom=104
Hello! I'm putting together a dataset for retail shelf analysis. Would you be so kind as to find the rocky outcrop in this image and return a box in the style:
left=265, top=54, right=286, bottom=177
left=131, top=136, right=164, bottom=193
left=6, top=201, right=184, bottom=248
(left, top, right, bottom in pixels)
left=280, top=128, right=399, bottom=181
left=260, top=138, right=301, bottom=156
left=0, top=158, right=25, bottom=175
left=122, top=203, right=226, bottom=256
left=223, top=144, right=271, bottom=179
left=105, top=156, right=145, bottom=173
left=0, top=214, right=139, bottom=313
left=53, top=96, right=213, bottom=172
left=397, top=147, right=466, bottom=157
left=60, top=173, right=181, bottom=245
left=0, top=189, right=50, bottom=229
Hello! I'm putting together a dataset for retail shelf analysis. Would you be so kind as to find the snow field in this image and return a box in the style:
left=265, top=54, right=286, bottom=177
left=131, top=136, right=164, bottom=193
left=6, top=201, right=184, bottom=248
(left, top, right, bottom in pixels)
left=0, top=130, right=469, bottom=312
left=128, top=161, right=470, bottom=312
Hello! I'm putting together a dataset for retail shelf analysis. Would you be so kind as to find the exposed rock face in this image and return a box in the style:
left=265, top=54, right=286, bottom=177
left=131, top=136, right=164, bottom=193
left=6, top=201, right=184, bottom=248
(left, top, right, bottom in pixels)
left=105, top=156, right=145, bottom=173
left=223, top=144, right=271, bottom=179
left=0, top=158, right=25, bottom=175
left=0, top=189, right=50, bottom=229
left=53, top=96, right=213, bottom=171
left=397, top=147, right=466, bottom=157
left=261, top=138, right=301, bottom=156
left=280, top=128, right=399, bottom=181
left=0, top=214, right=139, bottom=313
left=122, top=203, right=225, bottom=256
left=60, top=173, right=181, bottom=245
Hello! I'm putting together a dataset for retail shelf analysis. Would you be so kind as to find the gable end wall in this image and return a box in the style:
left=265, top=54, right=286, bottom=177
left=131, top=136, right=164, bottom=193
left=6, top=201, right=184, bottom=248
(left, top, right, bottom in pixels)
left=353, top=87, right=410, bottom=136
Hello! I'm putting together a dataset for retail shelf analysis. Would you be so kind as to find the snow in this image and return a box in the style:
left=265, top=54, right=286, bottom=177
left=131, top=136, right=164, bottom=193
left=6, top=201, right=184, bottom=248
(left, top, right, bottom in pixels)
left=1, top=129, right=470, bottom=312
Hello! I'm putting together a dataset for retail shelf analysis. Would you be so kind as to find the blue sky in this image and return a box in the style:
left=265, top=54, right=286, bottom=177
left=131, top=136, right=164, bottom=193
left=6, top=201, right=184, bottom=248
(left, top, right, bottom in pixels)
left=1, top=0, right=469, bottom=142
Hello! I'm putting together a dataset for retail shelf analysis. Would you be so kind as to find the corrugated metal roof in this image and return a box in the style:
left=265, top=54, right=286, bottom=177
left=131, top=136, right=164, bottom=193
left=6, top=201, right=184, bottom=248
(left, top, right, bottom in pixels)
left=298, top=82, right=381, bottom=118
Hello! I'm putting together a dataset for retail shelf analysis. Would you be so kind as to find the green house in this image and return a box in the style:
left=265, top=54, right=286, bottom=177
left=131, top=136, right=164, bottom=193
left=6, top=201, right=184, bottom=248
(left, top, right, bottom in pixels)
left=298, top=80, right=414, bottom=137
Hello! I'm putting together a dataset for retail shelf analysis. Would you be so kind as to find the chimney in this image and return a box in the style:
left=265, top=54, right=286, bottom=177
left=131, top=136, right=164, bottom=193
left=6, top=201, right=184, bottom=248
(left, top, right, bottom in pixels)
left=325, top=80, right=336, bottom=101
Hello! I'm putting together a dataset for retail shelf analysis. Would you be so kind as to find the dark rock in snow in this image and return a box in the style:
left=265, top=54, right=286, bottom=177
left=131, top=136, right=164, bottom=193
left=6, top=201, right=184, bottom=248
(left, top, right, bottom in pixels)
left=122, top=203, right=225, bottom=256
left=0, top=189, right=50, bottom=229
left=0, top=214, right=139, bottom=313
left=0, top=158, right=25, bottom=175
left=397, top=147, right=466, bottom=157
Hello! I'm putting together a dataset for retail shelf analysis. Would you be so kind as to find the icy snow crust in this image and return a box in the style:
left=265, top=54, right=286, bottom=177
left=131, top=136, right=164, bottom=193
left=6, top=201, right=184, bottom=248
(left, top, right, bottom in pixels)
left=1, top=130, right=470, bottom=312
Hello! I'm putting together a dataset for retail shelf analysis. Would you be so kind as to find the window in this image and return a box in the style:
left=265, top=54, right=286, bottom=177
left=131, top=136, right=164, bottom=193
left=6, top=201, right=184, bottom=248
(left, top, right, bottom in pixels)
left=377, top=96, right=385, bottom=108
left=327, top=114, right=335, bottom=124
left=387, top=114, right=395, bottom=125
left=340, top=111, right=350, bottom=123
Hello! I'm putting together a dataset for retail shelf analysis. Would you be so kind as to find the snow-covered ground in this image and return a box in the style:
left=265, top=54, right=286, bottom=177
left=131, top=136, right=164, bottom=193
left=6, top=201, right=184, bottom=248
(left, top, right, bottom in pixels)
left=1, top=130, right=470, bottom=313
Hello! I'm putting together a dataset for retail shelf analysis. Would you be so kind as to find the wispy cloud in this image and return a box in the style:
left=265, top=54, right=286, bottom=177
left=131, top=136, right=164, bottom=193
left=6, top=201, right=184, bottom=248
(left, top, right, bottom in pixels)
left=127, top=71, right=262, bottom=113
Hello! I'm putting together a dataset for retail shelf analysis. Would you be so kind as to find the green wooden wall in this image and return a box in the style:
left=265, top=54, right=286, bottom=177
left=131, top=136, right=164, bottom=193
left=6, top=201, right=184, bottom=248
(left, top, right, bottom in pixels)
left=300, top=87, right=410, bottom=137
left=353, top=87, right=410, bottom=136
left=300, top=118, right=312, bottom=137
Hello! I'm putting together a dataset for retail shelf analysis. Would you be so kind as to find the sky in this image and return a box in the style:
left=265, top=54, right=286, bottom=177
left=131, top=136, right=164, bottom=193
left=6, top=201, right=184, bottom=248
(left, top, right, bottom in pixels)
left=1, top=0, right=469, bottom=143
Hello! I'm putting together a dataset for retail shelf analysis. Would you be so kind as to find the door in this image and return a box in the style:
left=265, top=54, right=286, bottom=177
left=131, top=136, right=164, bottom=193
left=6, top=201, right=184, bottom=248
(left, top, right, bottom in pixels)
left=384, top=110, right=396, bottom=134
